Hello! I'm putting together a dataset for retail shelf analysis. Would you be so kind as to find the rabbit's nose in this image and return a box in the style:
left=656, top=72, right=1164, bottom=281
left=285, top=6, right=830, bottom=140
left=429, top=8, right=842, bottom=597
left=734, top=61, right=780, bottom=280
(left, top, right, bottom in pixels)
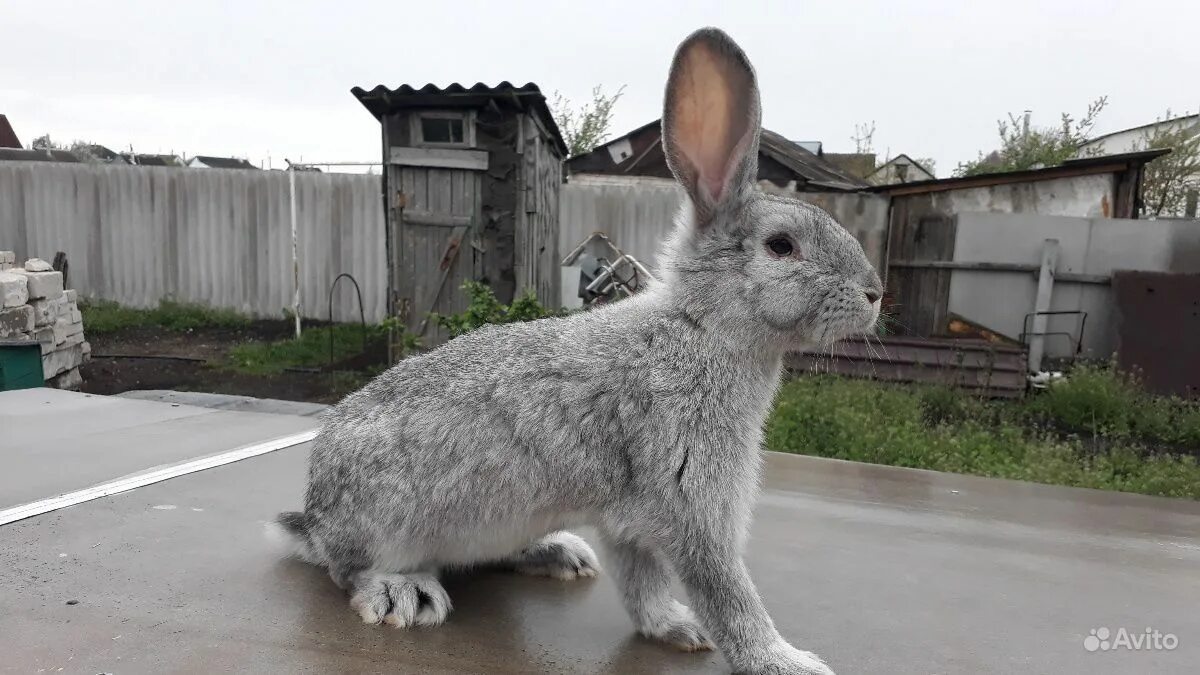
left=864, top=289, right=881, bottom=305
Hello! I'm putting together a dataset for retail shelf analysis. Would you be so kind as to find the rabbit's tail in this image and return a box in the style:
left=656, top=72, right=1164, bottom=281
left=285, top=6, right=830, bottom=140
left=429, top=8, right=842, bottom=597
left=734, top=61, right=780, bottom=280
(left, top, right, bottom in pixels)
left=265, top=511, right=323, bottom=566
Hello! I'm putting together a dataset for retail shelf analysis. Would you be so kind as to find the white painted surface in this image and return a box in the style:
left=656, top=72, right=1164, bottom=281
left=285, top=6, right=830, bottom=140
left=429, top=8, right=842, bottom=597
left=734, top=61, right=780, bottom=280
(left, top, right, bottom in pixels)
left=0, top=428, right=317, bottom=526
left=0, top=387, right=320, bottom=510
left=604, top=138, right=634, bottom=164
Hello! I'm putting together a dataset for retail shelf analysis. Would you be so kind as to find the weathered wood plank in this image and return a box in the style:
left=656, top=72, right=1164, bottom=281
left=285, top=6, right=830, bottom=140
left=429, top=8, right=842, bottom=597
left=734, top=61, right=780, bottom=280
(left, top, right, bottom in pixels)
left=389, top=147, right=489, bottom=171
left=890, top=259, right=1109, bottom=285
left=786, top=336, right=1028, bottom=398
left=416, top=224, right=470, bottom=336
left=402, top=211, right=472, bottom=228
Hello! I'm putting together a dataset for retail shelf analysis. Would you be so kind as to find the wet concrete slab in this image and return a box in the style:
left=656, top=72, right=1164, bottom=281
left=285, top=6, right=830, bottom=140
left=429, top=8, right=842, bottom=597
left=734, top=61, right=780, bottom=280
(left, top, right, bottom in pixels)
left=1, top=443, right=1198, bottom=674
left=116, top=389, right=329, bottom=417
left=0, top=388, right=317, bottom=510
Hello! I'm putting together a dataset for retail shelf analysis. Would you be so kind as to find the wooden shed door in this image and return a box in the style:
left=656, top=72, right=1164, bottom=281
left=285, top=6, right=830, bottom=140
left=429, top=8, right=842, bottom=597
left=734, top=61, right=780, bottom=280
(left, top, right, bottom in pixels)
left=389, top=166, right=483, bottom=346
left=884, top=212, right=959, bottom=337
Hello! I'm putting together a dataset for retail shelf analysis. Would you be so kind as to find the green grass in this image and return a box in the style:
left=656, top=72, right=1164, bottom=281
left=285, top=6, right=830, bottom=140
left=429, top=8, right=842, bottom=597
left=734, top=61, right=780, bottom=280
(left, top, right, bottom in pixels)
left=226, top=323, right=385, bottom=375
left=79, top=298, right=387, bottom=377
left=80, top=299, right=250, bottom=335
left=766, top=375, right=1200, bottom=500
left=1027, top=364, right=1200, bottom=448
left=79, top=298, right=1199, bottom=499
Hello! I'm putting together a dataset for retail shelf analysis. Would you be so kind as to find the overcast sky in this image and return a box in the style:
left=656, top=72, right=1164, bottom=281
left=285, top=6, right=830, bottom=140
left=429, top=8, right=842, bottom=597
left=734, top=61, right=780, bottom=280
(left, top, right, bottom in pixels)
left=3, top=0, right=1197, bottom=176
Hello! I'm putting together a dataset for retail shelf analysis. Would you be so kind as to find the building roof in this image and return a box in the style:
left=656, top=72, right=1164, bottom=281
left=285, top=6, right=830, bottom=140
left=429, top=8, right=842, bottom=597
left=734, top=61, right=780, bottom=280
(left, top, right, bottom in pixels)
left=1083, top=113, right=1199, bottom=147
left=823, top=152, right=877, bottom=179
left=864, top=153, right=935, bottom=183
left=190, top=155, right=258, bottom=169
left=757, top=129, right=869, bottom=190
left=125, top=153, right=186, bottom=167
left=566, top=119, right=868, bottom=192
left=75, top=144, right=126, bottom=163
left=0, top=115, right=21, bottom=149
left=0, top=147, right=82, bottom=163
left=350, top=81, right=568, bottom=157
left=869, top=148, right=1171, bottom=196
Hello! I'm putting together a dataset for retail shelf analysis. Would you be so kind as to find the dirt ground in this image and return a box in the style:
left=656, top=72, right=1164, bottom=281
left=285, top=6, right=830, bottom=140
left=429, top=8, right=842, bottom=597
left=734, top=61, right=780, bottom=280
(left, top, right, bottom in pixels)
left=78, top=322, right=387, bottom=404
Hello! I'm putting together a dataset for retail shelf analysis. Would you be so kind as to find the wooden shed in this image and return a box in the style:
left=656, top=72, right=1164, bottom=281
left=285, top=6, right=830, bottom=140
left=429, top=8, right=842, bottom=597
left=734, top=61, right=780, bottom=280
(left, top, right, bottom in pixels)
left=351, top=82, right=568, bottom=351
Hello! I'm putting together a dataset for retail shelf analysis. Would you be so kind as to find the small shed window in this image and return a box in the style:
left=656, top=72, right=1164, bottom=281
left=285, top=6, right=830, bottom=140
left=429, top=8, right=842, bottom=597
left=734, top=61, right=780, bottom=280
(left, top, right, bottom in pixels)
left=414, top=112, right=474, bottom=147
left=421, top=117, right=463, bottom=144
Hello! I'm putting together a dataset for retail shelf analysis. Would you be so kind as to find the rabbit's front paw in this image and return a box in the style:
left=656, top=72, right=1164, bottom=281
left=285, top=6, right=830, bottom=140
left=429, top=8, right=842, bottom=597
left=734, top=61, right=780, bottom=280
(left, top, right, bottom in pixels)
left=512, top=531, right=601, bottom=580
left=349, top=572, right=452, bottom=628
left=742, top=640, right=834, bottom=675
left=638, top=600, right=714, bottom=652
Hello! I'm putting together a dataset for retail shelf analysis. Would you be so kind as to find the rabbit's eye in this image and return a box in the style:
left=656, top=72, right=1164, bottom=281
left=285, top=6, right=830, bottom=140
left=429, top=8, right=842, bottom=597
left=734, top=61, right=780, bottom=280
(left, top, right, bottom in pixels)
left=766, top=237, right=794, bottom=257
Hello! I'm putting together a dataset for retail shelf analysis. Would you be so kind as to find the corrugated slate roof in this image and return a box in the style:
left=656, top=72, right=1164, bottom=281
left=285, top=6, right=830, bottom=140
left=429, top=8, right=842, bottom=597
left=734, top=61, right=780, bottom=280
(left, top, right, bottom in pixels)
left=869, top=148, right=1171, bottom=195
left=126, top=153, right=187, bottom=167
left=350, top=81, right=567, bottom=156
left=0, top=148, right=82, bottom=163
left=191, top=155, right=258, bottom=169
left=758, top=129, right=868, bottom=191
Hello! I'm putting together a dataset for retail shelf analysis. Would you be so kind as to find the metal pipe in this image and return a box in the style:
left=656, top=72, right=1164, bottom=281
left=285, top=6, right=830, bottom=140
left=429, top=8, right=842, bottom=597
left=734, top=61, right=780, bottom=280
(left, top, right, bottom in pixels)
left=286, top=161, right=382, bottom=168
left=288, top=168, right=301, bottom=339
left=585, top=265, right=616, bottom=294
left=624, top=255, right=655, bottom=282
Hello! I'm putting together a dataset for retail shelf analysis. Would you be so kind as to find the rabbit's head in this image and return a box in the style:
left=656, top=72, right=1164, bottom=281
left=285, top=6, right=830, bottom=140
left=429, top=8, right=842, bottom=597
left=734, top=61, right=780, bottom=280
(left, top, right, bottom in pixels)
left=656, top=28, right=883, bottom=352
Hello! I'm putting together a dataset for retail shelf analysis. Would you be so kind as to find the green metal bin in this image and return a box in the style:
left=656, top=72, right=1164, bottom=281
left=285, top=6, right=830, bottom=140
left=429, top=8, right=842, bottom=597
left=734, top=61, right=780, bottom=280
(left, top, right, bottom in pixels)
left=0, top=340, right=44, bottom=391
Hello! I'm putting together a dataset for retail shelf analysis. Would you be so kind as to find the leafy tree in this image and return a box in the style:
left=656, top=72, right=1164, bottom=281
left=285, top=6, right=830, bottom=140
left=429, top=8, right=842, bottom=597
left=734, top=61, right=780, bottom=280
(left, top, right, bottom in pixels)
left=955, top=97, right=1108, bottom=177
left=1135, top=110, right=1200, bottom=218
left=30, top=133, right=109, bottom=163
left=30, top=134, right=55, bottom=150
left=550, top=84, right=626, bottom=157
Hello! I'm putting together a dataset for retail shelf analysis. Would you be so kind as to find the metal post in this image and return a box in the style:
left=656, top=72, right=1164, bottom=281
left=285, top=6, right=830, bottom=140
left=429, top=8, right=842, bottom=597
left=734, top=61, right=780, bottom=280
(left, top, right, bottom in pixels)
left=280, top=159, right=381, bottom=341
left=1027, top=239, right=1059, bottom=374
left=289, top=168, right=301, bottom=339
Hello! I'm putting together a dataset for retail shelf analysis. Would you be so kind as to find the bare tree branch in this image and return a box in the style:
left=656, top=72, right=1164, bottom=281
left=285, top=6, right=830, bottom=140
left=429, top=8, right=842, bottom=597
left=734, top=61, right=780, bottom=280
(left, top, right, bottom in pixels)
left=550, top=85, right=627, bottom=157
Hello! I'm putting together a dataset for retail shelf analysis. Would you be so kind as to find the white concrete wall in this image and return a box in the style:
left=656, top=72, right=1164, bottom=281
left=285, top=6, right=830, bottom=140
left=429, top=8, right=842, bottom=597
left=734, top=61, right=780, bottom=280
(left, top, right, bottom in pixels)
left=0, top=162, right=386, bottom=322
left=948, top=212, right=1200, bottom=360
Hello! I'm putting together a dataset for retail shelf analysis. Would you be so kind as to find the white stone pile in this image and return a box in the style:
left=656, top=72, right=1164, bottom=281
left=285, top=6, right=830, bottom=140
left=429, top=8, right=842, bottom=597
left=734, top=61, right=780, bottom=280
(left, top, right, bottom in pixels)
left=0, top=252, right=91, bottom=390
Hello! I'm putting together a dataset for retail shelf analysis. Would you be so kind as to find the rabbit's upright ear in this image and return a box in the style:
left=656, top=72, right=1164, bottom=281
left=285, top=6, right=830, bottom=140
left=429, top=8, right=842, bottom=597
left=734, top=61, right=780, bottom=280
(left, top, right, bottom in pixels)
left=662, top=28, right=762, bottom=225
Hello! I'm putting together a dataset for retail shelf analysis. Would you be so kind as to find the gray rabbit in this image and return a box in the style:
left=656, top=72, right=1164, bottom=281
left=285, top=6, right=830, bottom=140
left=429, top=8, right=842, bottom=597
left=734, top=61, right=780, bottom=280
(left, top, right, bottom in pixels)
left=273, top=26, right=880, bottom=675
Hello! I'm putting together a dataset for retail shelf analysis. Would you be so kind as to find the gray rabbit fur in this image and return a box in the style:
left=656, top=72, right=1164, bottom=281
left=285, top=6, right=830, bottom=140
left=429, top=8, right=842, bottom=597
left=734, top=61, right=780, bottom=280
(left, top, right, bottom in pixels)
left=273, top=26, right=880, bottom=675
